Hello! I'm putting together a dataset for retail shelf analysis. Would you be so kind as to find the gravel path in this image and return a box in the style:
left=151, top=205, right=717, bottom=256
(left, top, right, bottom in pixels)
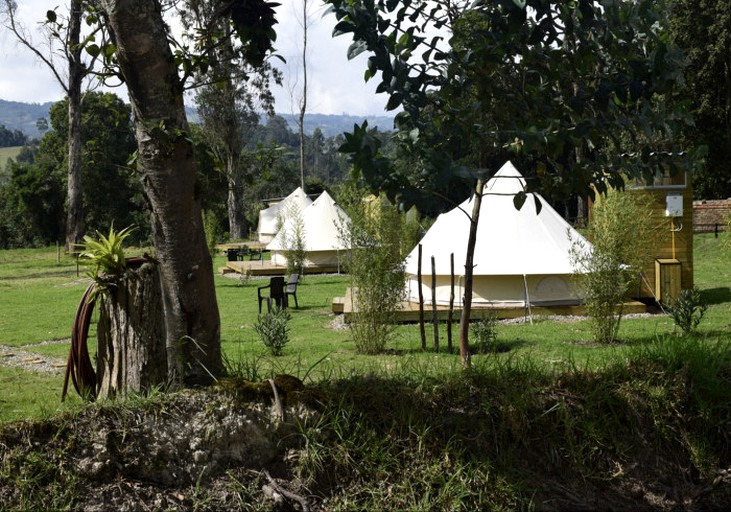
left=0, top=340, right=69, bottom=374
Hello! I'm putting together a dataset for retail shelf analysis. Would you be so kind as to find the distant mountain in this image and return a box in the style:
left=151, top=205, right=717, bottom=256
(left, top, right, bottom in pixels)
left=186, top=106, right=395, bottom=137
left=2, top=98, right=396, bottom=140
left=0, top=99, right=55, bottom=140
left=276, top=112, right=396, bottom=137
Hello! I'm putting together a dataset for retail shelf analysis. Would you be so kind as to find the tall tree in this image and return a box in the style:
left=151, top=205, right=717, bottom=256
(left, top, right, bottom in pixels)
left=1, top=0, right=100, bottom=251
left=669, top=0, right=731, bottom=199
left=329, top=0, right=691, bottom=367
left=294, top=0, right=316, bottom=191
left=96, top=0, right=277, bottom=385
left=182, top=0, right=281, bottom=240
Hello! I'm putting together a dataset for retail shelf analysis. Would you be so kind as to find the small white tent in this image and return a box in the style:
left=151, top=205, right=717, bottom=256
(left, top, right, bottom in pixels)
left=257, top=187, right=313, bottom=243
left=404, top=161, right=592, bottom=306
left=267, top=190, right=351, bottom=268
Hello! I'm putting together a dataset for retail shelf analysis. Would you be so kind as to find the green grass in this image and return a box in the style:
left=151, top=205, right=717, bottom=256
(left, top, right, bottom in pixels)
left=1, top=234, right=730, bottom=422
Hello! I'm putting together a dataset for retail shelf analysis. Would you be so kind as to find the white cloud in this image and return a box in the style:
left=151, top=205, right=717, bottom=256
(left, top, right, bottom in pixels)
left=0, top=0, right=390, bottom=116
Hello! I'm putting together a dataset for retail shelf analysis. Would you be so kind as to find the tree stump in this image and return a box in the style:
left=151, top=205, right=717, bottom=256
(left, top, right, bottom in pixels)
left=96, top=260, right=167, bottom=399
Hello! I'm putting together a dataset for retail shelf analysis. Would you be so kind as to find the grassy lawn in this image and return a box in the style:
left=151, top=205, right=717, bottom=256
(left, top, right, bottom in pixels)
left=1, top=233, right=729, bottom=422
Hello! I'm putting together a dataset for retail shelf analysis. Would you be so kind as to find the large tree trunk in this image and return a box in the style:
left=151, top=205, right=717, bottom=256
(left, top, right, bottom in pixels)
left=96, top=261, right=167, bottom=398
left=100, top=0, right=222, bottom=386
left=64, top=0, right=85, bottom=252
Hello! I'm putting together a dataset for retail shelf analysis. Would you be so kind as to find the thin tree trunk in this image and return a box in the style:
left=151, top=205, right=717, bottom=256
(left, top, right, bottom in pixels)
left=431, top=255, right=439, bottom=351
left=100, top=0, right=222, bottom=386
left=417, top=243, right=426, bottom=350
left=447, top=252, right=454, bottom=352
left=96, top=261, right=167, bottom=398
left=458, top=179, right=485, bottom=369
left=227, top=159, right=246, bottom=239
left=65, top=0, right=85, bottom=252
left=297, top=0, right=308, bottom=190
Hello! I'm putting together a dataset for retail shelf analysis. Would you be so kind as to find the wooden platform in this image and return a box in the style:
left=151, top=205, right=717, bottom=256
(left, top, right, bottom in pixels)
left=224, top=260, right=344, bottom=277
left=332, top=288, right=654, bottom=323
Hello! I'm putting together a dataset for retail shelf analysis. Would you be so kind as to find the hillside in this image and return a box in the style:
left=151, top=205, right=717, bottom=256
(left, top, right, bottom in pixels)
left=0, top=98, right=395, bottom=139
left=0, top=99, right=55, bottom=139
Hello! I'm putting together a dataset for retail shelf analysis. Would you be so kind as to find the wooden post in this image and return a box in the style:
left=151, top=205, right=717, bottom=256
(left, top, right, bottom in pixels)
left=96, top=260, right=167, bottom=399
left=447, top=253, right=454, bottom=352
left=431, top=256, right=439, bottom=351
left=418, top=244, right=426, bottom=351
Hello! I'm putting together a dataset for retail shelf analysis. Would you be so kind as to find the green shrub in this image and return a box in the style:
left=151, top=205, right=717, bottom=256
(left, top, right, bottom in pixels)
left=342, top=195, right=409, bottom=354
left=201, top=209, right=219, bottom=258
left=571, top=189, right=659, bottom=344
left=254, top=308, right=292, bottom=356
left=279, top=204, right=308, bottom=276
left=667, top=286, right=708, bottom=335
left=471, top=312, right=499, bottom=352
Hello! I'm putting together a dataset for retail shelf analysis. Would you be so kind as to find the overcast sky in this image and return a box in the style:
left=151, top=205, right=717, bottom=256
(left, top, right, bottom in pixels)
left=0, top=1, right=390, bottom=117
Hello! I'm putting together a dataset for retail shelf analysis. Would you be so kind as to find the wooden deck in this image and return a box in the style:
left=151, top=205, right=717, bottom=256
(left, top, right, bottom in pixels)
left=223, top=260, right=344, bottom=277
left=332, top=288, right=655, bottom=323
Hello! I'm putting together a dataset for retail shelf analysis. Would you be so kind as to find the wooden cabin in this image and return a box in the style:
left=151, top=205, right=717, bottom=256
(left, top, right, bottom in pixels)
left=593, top=169, right=693, bottom=305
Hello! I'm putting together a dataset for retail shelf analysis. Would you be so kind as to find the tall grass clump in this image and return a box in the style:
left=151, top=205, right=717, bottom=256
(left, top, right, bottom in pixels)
left=254, top=308, right=291, bottom=356
left=571, top=189, right=659, bottom=344
left=667, top=286, right=708, bottom=334
left=341, top=195, right=410, bottom=354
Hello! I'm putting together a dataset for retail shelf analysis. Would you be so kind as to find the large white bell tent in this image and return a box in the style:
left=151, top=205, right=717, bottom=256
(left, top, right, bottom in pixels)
left=256, top=187, right=313, bottom=243
left=267, top=190, right=351, bottom=268
left=403, top=161, right=593, bottom=307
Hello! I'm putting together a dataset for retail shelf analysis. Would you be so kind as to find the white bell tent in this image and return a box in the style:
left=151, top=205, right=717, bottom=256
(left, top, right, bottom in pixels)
left=267, top=190, right=351, bottom=268
left=256, top=187, right=313, bottom=243
left=403, top=161, right=592, bottom=306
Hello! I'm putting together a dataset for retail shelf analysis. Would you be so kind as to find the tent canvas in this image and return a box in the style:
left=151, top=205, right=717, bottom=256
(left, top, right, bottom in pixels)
left=404, top=161, right=592, bottom=306
left=267, top=190, right=351, bottom=267
left=257, top=187, right=313, bottom=243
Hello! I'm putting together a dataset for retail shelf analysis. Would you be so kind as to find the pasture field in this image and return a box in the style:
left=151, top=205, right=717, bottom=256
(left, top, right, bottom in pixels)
left=0, top=145, right=22, bottom=176
left=0, top=233, right=729, bottom=422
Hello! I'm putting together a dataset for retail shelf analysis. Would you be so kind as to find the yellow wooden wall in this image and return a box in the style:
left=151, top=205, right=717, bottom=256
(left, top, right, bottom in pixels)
left=631, top=184, right=694, bottom=302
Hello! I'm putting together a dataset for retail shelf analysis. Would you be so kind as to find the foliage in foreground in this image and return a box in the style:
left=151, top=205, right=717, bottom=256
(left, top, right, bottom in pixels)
left=1, top=334, right=729, bottom=511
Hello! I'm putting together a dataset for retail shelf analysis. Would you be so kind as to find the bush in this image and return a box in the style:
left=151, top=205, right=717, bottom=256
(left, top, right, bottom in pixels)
left=571, top=189, right=659, bottom=344
left=471, top=312, right=499, bottom=353
left=254, top=308, right=291, bottom=356
left=342, top=195, right=408, bottom=354
left=279, top=204, right=308, bottom=276
left=667, top=287, right=707, bottom=335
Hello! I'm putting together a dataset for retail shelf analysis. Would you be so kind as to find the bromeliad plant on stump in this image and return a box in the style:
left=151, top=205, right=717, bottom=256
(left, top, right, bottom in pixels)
left=64, top=226, right=167, bottom=400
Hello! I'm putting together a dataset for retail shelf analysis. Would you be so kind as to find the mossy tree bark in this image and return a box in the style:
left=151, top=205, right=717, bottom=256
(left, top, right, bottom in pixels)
left=96, top=262, right=167, bottom=399
left=99, top=0, right=222, bottom=386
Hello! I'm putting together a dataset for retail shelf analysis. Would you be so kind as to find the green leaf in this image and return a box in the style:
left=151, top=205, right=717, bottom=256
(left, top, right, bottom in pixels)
left=513, top=191, right=527, bottom=211
left=348, top=40, right=367, bottom=60
left=46, top=10, right=57, bottom=23
left=85, top=44, right=100, bottom=58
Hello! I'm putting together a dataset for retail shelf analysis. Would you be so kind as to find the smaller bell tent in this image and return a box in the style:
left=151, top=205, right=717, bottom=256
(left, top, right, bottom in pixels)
left=403, top=161, right=593, bottom=307
left=267, top=191, right=351, bottom=268
left=257, top=187, right=313, bottom=243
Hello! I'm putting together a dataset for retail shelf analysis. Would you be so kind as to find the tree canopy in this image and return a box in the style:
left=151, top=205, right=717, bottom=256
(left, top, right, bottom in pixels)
left=330, top=0, right=693, bottom=210
left=669, top=0, right=731, bottom=199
